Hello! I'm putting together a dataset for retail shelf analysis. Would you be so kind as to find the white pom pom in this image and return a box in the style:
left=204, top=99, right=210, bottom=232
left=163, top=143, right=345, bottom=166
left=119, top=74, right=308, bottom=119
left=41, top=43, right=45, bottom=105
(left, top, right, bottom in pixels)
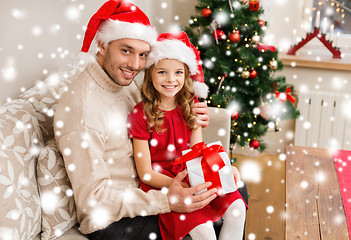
left=193, top=81, right=209, bottom=99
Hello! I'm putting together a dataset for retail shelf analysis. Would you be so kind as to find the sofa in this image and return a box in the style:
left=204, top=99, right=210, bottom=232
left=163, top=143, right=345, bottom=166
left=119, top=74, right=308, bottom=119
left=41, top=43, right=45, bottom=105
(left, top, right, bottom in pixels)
left=0, top=67, right=232, bottom=240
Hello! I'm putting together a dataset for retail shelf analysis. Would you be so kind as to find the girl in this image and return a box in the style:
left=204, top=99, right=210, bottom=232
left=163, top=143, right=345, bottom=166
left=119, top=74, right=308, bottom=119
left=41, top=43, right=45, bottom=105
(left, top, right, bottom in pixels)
left=128, top=31, right=247, bottom=240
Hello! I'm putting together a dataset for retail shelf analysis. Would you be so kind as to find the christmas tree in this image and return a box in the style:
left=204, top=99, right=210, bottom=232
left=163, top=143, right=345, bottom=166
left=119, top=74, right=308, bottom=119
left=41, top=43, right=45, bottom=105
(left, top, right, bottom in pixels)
left=183, top=0, right=299, bottom=151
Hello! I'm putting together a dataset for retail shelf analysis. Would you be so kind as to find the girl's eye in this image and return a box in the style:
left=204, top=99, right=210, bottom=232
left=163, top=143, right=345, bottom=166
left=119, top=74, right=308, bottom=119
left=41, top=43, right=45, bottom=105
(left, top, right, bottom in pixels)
left=158, top=71, right=166, bottom=74
left=176, top=71, right=184, bottom=74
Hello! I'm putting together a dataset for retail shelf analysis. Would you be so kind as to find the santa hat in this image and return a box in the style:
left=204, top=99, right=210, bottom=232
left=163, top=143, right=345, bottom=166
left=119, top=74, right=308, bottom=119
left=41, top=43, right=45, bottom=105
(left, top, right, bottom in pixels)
left=81, top=0, right=157, bottom=53
left=146, top=31, right=208, bottom=99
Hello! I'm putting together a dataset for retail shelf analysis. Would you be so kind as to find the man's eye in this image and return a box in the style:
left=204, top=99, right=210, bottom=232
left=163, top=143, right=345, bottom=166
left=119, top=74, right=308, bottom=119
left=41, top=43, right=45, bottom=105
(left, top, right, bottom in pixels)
left=140, top=53, right=147, bottom=58
left=122, top=49, right=130, bottom=54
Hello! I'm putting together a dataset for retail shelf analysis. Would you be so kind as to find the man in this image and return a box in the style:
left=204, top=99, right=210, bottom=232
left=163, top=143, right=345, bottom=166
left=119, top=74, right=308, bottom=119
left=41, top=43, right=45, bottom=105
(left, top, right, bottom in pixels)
left=54, top=1, right=247, bottom=239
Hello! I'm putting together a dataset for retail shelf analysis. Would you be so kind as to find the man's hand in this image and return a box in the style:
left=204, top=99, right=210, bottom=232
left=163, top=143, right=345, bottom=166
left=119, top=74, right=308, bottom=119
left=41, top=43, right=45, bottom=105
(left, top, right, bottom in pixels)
left=193, top=102, right=209, bottom=128
left=167, top=170, right=216, bottom=213
left=232, top=166, right=243, bottom=188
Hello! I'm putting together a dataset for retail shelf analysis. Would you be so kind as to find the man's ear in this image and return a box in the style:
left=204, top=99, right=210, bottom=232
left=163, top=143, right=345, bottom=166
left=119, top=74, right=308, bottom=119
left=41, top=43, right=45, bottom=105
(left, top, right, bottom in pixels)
left=97, top=40, right=106, bottom=56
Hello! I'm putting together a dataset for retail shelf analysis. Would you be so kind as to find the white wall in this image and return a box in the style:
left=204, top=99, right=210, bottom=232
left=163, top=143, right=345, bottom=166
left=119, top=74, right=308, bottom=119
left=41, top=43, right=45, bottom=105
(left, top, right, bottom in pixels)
left=0, top=0, right=107, bottom=104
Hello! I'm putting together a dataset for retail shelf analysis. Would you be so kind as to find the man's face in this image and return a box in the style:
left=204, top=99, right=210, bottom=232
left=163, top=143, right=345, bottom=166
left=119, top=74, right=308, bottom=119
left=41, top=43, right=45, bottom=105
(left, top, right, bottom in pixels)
left=101, top=38, right=151, bottom=86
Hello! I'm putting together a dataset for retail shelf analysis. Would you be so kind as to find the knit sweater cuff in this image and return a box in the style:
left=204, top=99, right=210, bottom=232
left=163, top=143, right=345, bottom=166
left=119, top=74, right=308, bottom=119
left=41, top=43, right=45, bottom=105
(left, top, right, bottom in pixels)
left=150, top=190, right=171, bottom=214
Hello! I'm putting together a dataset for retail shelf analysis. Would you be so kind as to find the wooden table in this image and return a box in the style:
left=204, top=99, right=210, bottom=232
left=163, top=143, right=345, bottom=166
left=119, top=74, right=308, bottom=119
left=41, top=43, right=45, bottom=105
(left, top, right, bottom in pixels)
left=286, top=145, right=350, bottom=239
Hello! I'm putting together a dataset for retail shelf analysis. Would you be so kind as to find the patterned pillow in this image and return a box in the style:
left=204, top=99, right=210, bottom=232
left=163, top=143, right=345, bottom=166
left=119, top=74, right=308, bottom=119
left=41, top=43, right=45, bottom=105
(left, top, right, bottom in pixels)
left=37, top=140, right=77, bottom=240
left=0, top=99, right=43, bottom=240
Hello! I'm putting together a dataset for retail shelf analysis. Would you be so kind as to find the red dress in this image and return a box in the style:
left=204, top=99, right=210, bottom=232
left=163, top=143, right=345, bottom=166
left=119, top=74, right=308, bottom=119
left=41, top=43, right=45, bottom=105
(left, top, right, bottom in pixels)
left=128, top=102, right=246, bottom=240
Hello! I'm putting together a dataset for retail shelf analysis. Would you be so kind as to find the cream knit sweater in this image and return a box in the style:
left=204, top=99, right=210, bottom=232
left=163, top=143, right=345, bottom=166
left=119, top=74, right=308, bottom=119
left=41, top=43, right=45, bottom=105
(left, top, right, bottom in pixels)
left=54, top=60, right=170, bottom=234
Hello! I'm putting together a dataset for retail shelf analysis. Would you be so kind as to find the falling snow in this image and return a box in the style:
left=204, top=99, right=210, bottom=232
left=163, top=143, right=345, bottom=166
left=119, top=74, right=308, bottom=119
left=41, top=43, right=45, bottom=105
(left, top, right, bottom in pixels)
left=1, top=1, right=351, bottom=239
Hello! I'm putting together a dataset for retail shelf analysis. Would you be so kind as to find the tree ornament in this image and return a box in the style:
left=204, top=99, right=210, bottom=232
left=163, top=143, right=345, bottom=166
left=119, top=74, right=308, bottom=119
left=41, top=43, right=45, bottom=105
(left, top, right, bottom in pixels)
left=250, top=139, right=260, bottom=149
left=269, top=59, right=278, bottom=70
left=239, top=0, right=248, bottom=5
left=212, top=28, right=226, bottom=41
left=252, top=33, right=261, bottom=44
left=258, top=104, right=270, bottom=120
left=229, top=30, right=240, bottom=43
left=258, top=19, right=266, bottom=27
left=249, top=0, right=259, bottom=11
left=271, top=82, right=279, bottom=92
left=202, top=7, right=212, bottom=17
left=228, top=0, right=234, bottom=13
left=241, top=70, right=250, bottom=79
left=249, top=69, right=257, bottom=79
left=231, top=111, right=239, bottom=120
left=216, top=73, right=227, bottom=94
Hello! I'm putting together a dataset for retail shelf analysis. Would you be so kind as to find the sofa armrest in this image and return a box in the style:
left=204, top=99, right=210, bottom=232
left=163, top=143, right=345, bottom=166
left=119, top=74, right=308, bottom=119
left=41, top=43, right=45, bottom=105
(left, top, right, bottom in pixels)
left=202, top=107, right=231, bottom=153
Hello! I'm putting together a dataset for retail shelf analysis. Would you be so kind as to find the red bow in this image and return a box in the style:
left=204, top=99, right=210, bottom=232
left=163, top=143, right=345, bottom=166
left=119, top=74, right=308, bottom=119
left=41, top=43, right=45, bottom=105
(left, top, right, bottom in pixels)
left=175, top=142, right=226, bottom=195
left=257, top=44, right=276, bottom=52
left=275, top=86, right=295, bottom=104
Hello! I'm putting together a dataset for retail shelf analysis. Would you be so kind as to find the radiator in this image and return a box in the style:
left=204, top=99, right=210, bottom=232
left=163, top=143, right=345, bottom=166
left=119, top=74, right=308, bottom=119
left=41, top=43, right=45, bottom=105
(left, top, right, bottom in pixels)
left=294, top=91, right=351, bottom=150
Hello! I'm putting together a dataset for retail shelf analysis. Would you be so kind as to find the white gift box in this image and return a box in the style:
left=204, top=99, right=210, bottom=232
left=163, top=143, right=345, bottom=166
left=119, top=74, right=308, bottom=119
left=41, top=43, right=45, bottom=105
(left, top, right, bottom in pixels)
left=182, top=141, right=237, bottom=195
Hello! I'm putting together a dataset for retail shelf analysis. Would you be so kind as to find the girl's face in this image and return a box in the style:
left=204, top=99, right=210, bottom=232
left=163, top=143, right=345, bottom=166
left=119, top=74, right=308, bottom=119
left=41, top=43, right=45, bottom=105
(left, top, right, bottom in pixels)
left=151, top=59, right=185, bottom=103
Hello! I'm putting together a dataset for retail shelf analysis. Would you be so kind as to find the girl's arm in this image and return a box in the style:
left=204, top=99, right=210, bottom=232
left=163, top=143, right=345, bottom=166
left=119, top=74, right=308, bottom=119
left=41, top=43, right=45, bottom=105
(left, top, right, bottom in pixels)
left=133, top=138, right=174, bottom=189
left=189, top=126, right=203, bottom=147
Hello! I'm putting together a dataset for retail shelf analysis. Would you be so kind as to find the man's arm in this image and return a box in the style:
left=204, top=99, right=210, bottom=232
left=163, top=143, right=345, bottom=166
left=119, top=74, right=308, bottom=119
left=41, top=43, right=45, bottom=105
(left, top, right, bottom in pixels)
left=193, top=102, right=209, bottom=128
left=56, top=127, right=170, bottom=233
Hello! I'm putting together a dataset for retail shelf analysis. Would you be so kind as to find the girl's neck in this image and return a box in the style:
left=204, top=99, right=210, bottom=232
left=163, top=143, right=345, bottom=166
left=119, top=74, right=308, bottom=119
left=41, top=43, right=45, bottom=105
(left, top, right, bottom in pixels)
left=158, top=98, right=177, bottom=111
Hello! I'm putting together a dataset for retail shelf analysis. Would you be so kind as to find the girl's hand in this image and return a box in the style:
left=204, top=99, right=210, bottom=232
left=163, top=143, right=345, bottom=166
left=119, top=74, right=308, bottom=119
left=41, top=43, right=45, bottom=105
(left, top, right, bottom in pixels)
left=193, top=102, right=209, bottom=128
left=181, top=181, right=190, bottom=188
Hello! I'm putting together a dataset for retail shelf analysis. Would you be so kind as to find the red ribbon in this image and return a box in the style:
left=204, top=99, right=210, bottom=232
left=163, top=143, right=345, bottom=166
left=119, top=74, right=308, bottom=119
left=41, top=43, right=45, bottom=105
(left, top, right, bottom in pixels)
left=175, top=142, right=226, bottom=195
left=257, top=43, right=276, bottom=52
left=275, top=86, right=295, bottom=104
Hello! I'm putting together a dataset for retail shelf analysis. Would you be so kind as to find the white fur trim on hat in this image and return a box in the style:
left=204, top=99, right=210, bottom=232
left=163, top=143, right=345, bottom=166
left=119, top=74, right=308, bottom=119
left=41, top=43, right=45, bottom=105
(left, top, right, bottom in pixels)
left=96, top=20, right=158, bottom=46
left=193, top=81, right=209, bottom=99
left=76, top=52, right=96, bottom=66
left=145, top=39, right=198, bottom=75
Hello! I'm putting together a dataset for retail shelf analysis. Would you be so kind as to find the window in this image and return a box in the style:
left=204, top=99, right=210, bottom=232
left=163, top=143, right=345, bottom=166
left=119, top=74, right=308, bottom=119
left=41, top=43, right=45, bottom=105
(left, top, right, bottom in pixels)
left=310, top=0, right=351, bottom=34
left=304, top=0, right=351, bottom=48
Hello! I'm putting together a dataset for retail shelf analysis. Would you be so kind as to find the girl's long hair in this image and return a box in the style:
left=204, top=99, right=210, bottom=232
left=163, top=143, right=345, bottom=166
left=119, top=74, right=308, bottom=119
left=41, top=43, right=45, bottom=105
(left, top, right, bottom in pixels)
left=141, top=63, right=197, bottom=134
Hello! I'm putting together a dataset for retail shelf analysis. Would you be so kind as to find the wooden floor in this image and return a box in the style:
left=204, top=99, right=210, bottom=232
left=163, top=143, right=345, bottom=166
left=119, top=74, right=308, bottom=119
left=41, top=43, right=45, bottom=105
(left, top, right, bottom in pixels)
left=233, top=153, right=286, bottom=240
left=285, top=146, right=349, bottom=239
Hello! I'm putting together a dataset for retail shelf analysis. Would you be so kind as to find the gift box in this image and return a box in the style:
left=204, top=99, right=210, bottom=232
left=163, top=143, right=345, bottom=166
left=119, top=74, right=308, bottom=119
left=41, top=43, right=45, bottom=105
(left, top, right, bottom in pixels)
left=175, top=141, right=237, bottom=196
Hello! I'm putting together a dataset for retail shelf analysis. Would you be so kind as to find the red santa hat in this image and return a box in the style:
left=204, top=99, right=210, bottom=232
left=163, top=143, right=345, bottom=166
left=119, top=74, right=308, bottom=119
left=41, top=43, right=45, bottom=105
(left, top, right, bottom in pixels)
left=81, top=0, right=157, bottom=53
left=145, top=31, right=208, bottom=98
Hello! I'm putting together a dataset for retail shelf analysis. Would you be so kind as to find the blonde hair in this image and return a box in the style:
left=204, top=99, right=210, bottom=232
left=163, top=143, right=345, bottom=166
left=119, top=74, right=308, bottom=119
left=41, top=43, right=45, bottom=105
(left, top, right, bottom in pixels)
left=141, top=63, right=197, bottom=134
